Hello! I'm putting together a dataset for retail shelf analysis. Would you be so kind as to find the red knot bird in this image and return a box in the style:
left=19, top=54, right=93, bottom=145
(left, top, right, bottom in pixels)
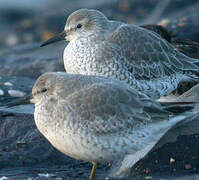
left=7, top=72, right=197, bottom=179
left=41, top=9, right=199, bottom=99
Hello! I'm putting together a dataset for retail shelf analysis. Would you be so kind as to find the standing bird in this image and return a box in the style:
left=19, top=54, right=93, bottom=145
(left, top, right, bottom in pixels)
left=41, top=9, right=199, bottom=99
left=7, top=72, right=197, bottom=179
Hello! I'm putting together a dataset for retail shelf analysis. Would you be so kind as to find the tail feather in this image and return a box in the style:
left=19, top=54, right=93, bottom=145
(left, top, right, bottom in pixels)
left=109, top=109, right=198, bottom=178
left=160, top=101, right=196, bottom=114
left=173, top=39, right=199, bottom=59
left=108, top=100, right=198, bottom=178
left=173, top=52, right=199, bottom=73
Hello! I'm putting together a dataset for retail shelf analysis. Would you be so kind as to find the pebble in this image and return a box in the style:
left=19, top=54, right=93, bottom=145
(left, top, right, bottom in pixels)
left=0, top=89, right=4, bottom=96
left=38, top=173, right=55, bottom=177
left=4, top=82, right=13, bottom=86
left=170, top=157, right=175, bottom=163
left=185, top=164, right=192, bottom=170
left=0, top=177, right=9, bottom=180
left=8, top=90, right=26, bottom=97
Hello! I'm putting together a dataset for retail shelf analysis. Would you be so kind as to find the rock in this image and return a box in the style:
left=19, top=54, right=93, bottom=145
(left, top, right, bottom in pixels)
left=0, top=43, right=65, bottom=79
left=0, top=76, right=35, bottom=106
left=140, top=24, right=199, bottom=59
left=159, top=10, right=199, bottom=43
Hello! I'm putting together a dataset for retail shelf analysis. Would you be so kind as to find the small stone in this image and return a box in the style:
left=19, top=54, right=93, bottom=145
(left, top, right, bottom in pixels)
left=4, top=82, right=13, bottom=86
left=159, top=19, right=170, bottom=27
left=185, top=164, right=192, bottom=170
left=6, top=34, right=18, bottom=46
left=16, top=141, right=26, bottom=148
left=0, top=177, right=9, bottom=180
left=145, top=176, right=153, bottom=179
left=8, top=90, right=26, bottom=97
left=0, top=89, right=4, bottom=96
left=170, top=157, right=175, bottom=163
left=145, top=168, right=150, bottom=174
left=192, top=156, right=196, bottom=159
left=38, top=173, right=55, bottom=177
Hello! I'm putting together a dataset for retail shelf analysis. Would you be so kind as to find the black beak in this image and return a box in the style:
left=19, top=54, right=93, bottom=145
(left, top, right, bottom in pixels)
left=5, top=94, right=33, bottom=108
left=40, top=31, right=66, bottom=47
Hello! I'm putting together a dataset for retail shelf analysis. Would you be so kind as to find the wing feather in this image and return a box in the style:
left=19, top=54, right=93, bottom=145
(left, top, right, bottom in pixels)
left=59, top=81, right=170, bottom=135
left=105, top=24, right=199, bottom=80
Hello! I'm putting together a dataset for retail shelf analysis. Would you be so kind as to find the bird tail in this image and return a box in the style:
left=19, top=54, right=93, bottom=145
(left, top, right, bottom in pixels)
left=173, top=39, right=199, bottom=59
left=155, top=113, right=199, bottom=150
left=107, top=101, right=198, bottom=178
left=108, top=100, right=199, bottom=178
left=160, top=101, right=196, bottom=114
left=158, top=95, right=199, bottom=143
left=161, top=101, right=199, bottom=132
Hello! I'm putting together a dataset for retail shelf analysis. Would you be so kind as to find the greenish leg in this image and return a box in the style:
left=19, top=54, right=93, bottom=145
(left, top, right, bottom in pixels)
left=89, top=162, right=98, bottom=180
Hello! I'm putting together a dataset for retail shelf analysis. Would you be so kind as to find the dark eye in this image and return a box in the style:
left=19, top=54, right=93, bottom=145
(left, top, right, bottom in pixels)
left=41, top=88, right=47, bottom=93
left=76, top=24, right=82, bottom=29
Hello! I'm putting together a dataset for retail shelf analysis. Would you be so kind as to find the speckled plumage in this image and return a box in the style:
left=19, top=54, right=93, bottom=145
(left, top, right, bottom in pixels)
left=31, top=72, right=195, bottom=178
left=62, top=9, right=199, bottom=99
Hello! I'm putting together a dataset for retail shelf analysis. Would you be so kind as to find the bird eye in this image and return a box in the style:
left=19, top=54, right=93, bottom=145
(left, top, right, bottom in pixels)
left=76, top=24, right=82, bottom=29
left=41, top=88, right=47, bottom=93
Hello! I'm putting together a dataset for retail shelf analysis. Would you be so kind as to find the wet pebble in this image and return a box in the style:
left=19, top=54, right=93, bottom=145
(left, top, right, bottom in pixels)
left=185, top=164, right=192, bottom=170
left=0, top=76, right=34, bottom=105
left=4, top=82, right=13, bottom=86
left=38, top=173, right=56, bottom=178
left=170, top=157, right=175, bottom=163
left=0, top=89, right=4, bottom=96
left=8, top=89, right=26, bottom=97
left=0, top=177, right=9, bottom=180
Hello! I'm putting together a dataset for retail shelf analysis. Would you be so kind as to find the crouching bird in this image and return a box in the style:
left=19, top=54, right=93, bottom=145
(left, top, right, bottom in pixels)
left=6, top=72, right=198, bottom=179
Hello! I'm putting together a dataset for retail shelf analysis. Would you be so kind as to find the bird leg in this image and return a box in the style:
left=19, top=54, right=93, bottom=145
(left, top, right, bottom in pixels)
left=89, top=162, right=97, bottom=180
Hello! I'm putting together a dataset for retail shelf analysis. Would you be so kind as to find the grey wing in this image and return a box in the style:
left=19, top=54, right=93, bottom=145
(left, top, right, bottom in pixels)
left=106, top=24, right=199, bottom=80
left=63, top=81, right=170, bottom=135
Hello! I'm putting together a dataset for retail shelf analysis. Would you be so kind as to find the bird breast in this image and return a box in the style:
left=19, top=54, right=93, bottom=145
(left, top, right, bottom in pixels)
left=63, top=34, right=116, bottom=76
